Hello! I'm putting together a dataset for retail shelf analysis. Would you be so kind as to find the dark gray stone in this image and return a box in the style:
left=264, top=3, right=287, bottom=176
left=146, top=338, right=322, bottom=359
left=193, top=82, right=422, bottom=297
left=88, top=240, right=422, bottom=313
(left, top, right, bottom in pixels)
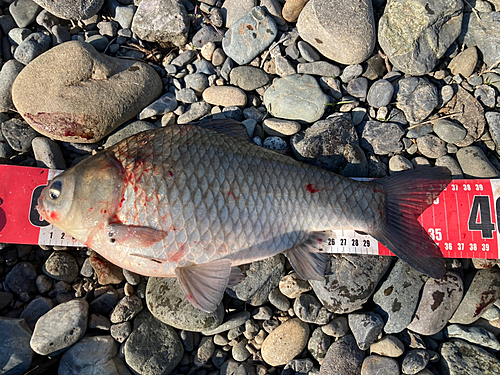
left=90, top=289, right=119, bottom=316
left=138, top=93, right=178, bottom=120
left=435, top=155, right=463, bottom=178
left=456, top=146, right=499, bottom=178
left=294, top=293, right=332, bottom=324
left=319, top=334, right=365, bottom=375
left=10, top=0, right=42, bottom=28
left=474, top=84, right=496, bottom=108
left=297, top=40, right=321, bottom=62
left=462, top=11, right=500, bottom=67
left=192, top=25, right=223, bottom=48
left=176, top=87, right=198, bottom=103
left=104, top=120, right=156, bottom=148
left=367, top=79, right=394, bottom=108
left=5, top=262, right=37, bottom=302
left=0, top=317, right=33, bottom=375
left=340, top=64, right=363, bottom=83
left=32, top=137, right=66, bottom=169
left=14, top=32, right=51, bottom=65
left=348, top=312, right=384, bottom=350
left=43, top=251, right=79, bottom=283
left=202, top=311, right=250, bottom=335
left=308, top=327, right=331, bottom=364
left=19, top=297, right=54, bottom=330
left=341, top=143, right=368, bottom=177
left=1, top=117, right=39, bottom=152
left=360, top=120, right=404, bottom=155
left=401, top=349, right=429, bottom=375
left=379, top=0, right=463, bottom=75
left=177, top=101, right=211, bottom=124
left=416, top=134, right=447, bottom=159
left=171, top=50, right=197, bottom=67
left=230, top=66, right=269, bottom=91
left=263, top=136, right=287, bottom=150
left=184, top=73, right=209, bottom=94
left=396, top=77, right=439, bottom=124
left=433, top=119, right=467, bottom=144
left=346, top=77, right=368, bottom=100
left=310, top=254, right=392, bottom=314
left=0, top=59, right=24, bottom=113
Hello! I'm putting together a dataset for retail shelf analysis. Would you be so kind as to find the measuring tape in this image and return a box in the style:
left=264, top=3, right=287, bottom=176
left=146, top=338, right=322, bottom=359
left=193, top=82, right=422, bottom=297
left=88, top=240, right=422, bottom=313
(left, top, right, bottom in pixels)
left=0, top=165, right=499, bottom=259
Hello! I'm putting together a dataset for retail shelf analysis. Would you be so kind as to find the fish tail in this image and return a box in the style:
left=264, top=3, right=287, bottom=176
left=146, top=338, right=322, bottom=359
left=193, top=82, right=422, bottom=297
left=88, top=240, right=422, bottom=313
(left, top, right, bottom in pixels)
left=371, top=166, right=451, bottom=279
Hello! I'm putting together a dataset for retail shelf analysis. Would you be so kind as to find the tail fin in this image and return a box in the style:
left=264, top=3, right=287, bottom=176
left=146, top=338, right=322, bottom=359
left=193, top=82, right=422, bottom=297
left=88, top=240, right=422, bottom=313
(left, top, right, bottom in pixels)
left=372, top=167, right=451, bottom=279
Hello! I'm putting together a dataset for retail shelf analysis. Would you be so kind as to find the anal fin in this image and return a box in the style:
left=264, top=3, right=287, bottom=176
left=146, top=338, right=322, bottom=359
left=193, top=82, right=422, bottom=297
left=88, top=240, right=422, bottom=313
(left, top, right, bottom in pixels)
left=108, top=224, right=168, bottom=247
left=286, top=232, right=328, bottom=281
left=175, top=259, right=233, bottom=312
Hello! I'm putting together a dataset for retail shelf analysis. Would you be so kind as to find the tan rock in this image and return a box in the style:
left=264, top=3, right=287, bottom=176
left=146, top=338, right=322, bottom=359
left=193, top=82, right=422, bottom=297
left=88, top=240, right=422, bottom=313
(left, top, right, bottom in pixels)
left=202, top=85, right=247, bottom=107
left=12, top=41, right=162, bottom=143
left=89, top=251, right=125, bottom=285
left=370, top=336, right=405, bottom=357
left=448, top=46, right=478, bottom=78
left=261, top=318, right=309, bottom=366
left=282, top=0, right=310, bottom=22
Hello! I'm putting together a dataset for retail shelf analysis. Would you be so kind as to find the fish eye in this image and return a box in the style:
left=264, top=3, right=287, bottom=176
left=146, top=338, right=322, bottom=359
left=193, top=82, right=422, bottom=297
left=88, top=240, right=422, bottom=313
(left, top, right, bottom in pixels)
left=49, top=180, right=62, bottom=200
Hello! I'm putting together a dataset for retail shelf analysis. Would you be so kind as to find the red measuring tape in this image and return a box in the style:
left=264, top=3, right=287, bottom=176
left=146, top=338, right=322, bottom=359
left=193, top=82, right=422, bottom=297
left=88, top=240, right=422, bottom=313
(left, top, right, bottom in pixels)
left=0, top=165, right=498, bottom=259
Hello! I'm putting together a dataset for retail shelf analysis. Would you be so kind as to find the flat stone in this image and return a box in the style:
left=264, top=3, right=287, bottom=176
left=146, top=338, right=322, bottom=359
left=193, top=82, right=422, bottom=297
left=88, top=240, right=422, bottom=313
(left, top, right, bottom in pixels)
left=370, top=335, right=405, bottom=357
left=361, top=355, right=400, bottom=375
left=58, top=336, right=130, bottom=375
left=450, top=267, right=500, bottom=324
left=297, top=61, right=341, bottom=77
left=30, top=299, right=88, bottom=356
left=360, top=120, right=404, bottom=155
left=137, top=93, right=178, bottom=120
left=456, top=146, right=499, bottom=178
left=396, top=77, right=439, bottom=124
left=264, top=74, right=328, bottom=123
left=0, top=317, right=33, bottom=375
left=448, top=46, right=478, bottom=78
left=462, top=11, right=500, bottom=67
left=177, top=101, right=212, bottom=124
left=230, top=66, right=269, bottom=91
left=263, top=118, right=301, bottom=137
left=445, top=324, right=500, bottom=351
left=319, top=334, right=365, bottom=375
left=440, top=339, right=500, bottom=374
left=297, top=0, right=375, bottom=65
left=202, top=311, right=250, bottom=335
left=433, top=119, right=467, bottom=144
left=32, top=137, right=66, bottom=169
left=309, top=254, right=391, bottom=314
left=13, top=31, right=51, bottom=65
left=124, top=310, right=184, bottom=375
left=367, top=79, right=394, bottom=108
left=261, top=318, right=309, bottom=366
left=104, top=120, right=156, bottom=148
left=12, top=41, right=162, bottom=143
left=131, top=0, right=189, bottom=47
left=43, top=251, right=79, bottom=283
left=10, top=0, right=41, bottom=28
left=176, top=88, right=198, bottom=104
left=203, top=86, right=247, bottom=107
left=0, top=59, right=24, bottom=113
left=348, top=312, right=385, bottom=350
left=146, top=277, right=224, bottom=332
left=416, top=134, right=447, bottom=159
left=379, top=0, right=463, bottom=75
left=5, top=262, right=37, bottom=302
left=19, top=297, right=54, bottom=330
left=1, top=117, right=39, bottom=152
left=221, top=0, right=258, bottom=28
left=222, top=6, right=277, bottom=65
left=373, top=259, right=427, bottom=334
left=195, top=336, right=215, bottom=366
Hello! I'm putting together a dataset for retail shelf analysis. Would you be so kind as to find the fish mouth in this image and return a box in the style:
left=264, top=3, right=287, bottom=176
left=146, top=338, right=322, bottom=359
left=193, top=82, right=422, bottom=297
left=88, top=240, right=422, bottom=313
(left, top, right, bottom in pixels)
left=36, top=195, right=49, bottom=222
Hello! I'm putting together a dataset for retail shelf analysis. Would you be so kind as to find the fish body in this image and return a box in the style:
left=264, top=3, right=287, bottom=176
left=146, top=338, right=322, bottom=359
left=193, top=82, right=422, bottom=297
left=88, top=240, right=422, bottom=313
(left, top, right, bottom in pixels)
left=37, top=120, right=449, bottom=311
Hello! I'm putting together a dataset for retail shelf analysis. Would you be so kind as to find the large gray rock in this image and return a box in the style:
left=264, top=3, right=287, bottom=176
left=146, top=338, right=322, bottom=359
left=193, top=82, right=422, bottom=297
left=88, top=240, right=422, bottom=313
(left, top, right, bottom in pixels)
left=297, top=0, right=375, bottom=64
left=146, top=277, right=224, bottom=332
left=359, top=120, right=404, bottom=155
left=396, top=77, right=439, bottom=124
left=310, top=254, right=392, bottom=314
left=12, top=41, right=162, bottom=143
left=462, top=11, right=500, bottom=67
left=0, top=317, right=33, bottom=375
left=319, top=334, right=365, bottom=375
left=0, top=59, right=24, bottom=113
left=441, top=339, right=500, bottom=374
left=58, top=336, right=131, bottom=375
left=379, top=0, right=463, bottom=75
left=32, top=0, right=103, bottom=20
left=263, top=74, right=329, bottom=123
left=131, top=0, right=189, bottom=47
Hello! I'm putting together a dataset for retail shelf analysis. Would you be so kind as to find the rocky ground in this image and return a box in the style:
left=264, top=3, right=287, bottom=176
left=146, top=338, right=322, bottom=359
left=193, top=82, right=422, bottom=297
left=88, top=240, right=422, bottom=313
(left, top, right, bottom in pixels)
left=2, top=0, right=500, bottom=374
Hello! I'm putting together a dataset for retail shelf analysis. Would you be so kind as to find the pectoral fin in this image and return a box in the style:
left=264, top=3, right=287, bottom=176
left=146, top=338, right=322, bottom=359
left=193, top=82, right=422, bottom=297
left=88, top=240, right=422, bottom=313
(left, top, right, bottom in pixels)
left=286, top=231, right=328, bottom=281
left=108, top=224, right=168, bottom=247
left=175, top=259, right=233, bottom=312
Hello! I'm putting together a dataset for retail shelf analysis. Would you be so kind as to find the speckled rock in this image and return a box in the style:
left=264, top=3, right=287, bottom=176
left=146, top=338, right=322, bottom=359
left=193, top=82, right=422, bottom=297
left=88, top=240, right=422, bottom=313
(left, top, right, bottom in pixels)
left=146, top=277, right=224, bottom=332
left=42, top=251, right=79, bottom=283
left=396, top=77, right=439, bottom=124
left=12, top=41, right=162, bottom=143
left=440, top=339, right=500, bottom=374
left=360, top=120, right=404, bottom=155
left=261, top=318, right=309, bottom=366
left=349, top=312, right=385, bottom=350
left=31, top=0, right=103, bottom=20
left=361, top=355, right=400, bottom=375
left=319, top=334, right=365, bottom=375
left=456, top=146, right=499, bottom=178
left=370, top=335, right=405, bottom=357
left=445, top=324, right=500, bottom=351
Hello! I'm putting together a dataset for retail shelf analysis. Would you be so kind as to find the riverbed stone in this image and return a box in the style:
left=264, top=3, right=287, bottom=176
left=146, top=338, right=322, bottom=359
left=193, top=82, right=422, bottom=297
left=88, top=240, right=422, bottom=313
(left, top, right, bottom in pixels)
left=462, top=11, right=500, bottom=67
left=440, top=339, right=500, bottom=374
left=0, top=317, right=33, bottom=375
left=264, top=74, right=329, bottom=123
left=445, top=324, right=500, bottom=351
left=456, top=146, right=499, bottom=178
left=396, top=77, right=439, bottom=124
left=297, top=0, right=375, bottom=65
left=203, top=86, right=247, bottom=107
left=0, top=59, right=24, bottom=113
left=319, top=334, right=365, bottom=375
left=360, top=120, right=404, bottom=155
left=32, top=0, right=103, bottom=20
left=12, top=41, right=162, bottom=143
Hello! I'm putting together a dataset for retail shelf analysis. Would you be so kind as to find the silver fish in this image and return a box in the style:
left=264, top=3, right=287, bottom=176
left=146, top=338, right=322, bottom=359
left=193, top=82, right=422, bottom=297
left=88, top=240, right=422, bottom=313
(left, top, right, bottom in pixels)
left=37, top=119, right=449, bottom=312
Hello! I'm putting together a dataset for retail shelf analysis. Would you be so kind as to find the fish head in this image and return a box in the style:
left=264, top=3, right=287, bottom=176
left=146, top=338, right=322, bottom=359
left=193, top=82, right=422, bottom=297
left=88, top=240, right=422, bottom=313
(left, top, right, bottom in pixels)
left=37, top=151, right=124, bottom=242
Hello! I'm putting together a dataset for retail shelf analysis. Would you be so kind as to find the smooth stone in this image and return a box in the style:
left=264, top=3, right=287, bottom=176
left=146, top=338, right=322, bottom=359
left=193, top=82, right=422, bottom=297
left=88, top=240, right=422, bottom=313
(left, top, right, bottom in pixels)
left=177, top=101, right=212, bottom=124
left=407, top=272, right=463, bottom=335
left=14, top=32, right=51, bottom=65
left=450, top=267, right=500, bottom=324
left=4, top=262, right=38, bottom=302
left=319, top=334, right=365, bottom=375
left=441, top=85, right=455, bottom=105
left=146, top=277, right=224, bottom=332
left=401, top=349, right=429, bottom=374
left=232, top=340, right=251, bottom=362
left=12, top=41, right=162, bottom=143
left=373, top=259, right=427, bottom=334
left=90, top=289, right=119, bottom=316
left=35, top=275, right=52, bottom=294
left=1, top=117, right=39, bottom=152
left=222, top=106, right=243, bottom=121
left=137, top=92, right=178, bottom=120
left=308, top=327, right=331, bottom=364
left=264, top=75, right=329, bottom=123
left=462, top=11, right=500, bottom=67
left=445, top=324, right=500, bottom=351
left=131, top=0, right=189, bottom=47
left=279, top=272, right=312, bottom=299
left=229, top=66, right=269, bottom=91
left=222, top=6, right=277, bottom=65
left=261, top=318, right=309, bottom=366
left=32, top=0, right=102, bottom=19
left=19, top=297, right=54, bottom=330
left=291, top=114, right=358, bottom=171
left=296, top=61, right=341, bottom=77
left=309, top=254, right=391, bottom=314
left=294, top=293, right=332, bottom=324
left=416, top=134, right=447, bottom=159
left=396, top=77, right=438, bottom=124
left=201, top=41, right=216, bottom=61
left=346, top=77, right=368, bottom=100
left=123, top=310, right=184, bottom=375
left=367, top=79, right=394, bottom=108
left=297, top=40, right=321, bottom=62
left=110, top=295, right=143, bottom=324
left=486, top=111, right=500, bottom=152
left=406, top=124, right=433, bottom=139
left=435, top=155, right=463, bottom=179
left=221, top=0, right=258, bottom=28
left=52, top=25, right=71, bottom=45
left=433, top=119, right=467, bottom=144
left=348, top=312, right=385, bottom=350
left=448, top=46, right=478, bottom=78
left=370, top=335, right=405, bottom=357
left=195, top=337, right=215, bottom=366
left=0, top=317, right=33, bottom=375
left=226, top=255, right=285, bottom=306
left=440, top=339, right=500, bottom=374
left=297, top=0, right=375, bottom=64
left=456, top=146, right=499, bottom=178
left=340, top=64, right=364, bottom=83
left=322, top=316, right=349, bottom=338
left=444, top=85, right=485, bottom=140
left=282, top=0, right=309, bottom=22
left=0, top=59, right=24, bottom=113
left=361, top=355, right=400, bottom=375
left=30, top=299, right=88, bottom=356
left=212, top=47, right=226, bottom=66
left=260, top=0, right=285, bottom=26
left=379, top=0, right=462, bottom=75
left=360, top=120, right=404, bottom=155
left=10, top=0, right=42, bottom=28
left=59, top=336, right=130, bottom=374
left=122, top=269, right=141, bottom=286
left=389, top=154, right=413, bottom=174
left=184, top=73, right=209, bottom=94
left=104, top=120, right=156, bottom=148
left=32, top=137, right=66, bottom=169
left=176, top=87, right=198, bottom=103
left=85, top=34, right=108, bottom=52
left=171, top=50, right=196, bottom=67
left=0, top=131, right=13, bottom=158
left=263, top=118, right=301, bottom=137
left=192, top=25, right=223, bottom=48
left=275, top=55, right=297, bottom=77
left=203, top=86, right=247, bottom=107
left=202, top=311, right=250, bottom=335
left=263, top=136, right=287, bottom=150
left=89, top=314, right=111, bottom=331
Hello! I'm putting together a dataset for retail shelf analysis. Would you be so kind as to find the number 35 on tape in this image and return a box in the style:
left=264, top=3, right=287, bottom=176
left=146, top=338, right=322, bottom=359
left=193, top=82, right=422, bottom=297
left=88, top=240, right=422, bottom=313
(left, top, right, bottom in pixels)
left=0, top=165, right=500, bottom=259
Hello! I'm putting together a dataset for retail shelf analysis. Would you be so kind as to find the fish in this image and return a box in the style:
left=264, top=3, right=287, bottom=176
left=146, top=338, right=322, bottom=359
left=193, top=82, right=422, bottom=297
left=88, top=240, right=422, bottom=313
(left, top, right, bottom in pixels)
left=37, top=119, right=450, bottom=312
